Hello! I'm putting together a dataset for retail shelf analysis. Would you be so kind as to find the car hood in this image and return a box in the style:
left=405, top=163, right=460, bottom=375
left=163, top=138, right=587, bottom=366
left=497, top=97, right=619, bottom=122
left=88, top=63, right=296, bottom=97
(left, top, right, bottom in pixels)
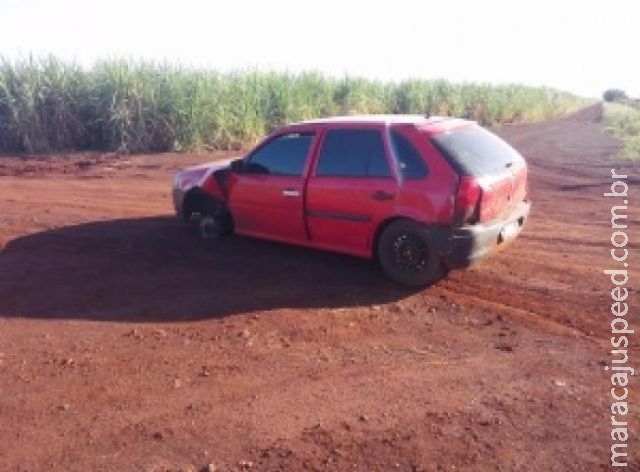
left=173, top=157, right=238, bottom=191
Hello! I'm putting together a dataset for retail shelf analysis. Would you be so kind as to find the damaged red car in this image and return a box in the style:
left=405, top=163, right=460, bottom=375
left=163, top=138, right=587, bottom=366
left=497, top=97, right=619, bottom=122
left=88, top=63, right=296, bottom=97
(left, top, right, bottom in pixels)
left=172, top=115, right=530, bottom=286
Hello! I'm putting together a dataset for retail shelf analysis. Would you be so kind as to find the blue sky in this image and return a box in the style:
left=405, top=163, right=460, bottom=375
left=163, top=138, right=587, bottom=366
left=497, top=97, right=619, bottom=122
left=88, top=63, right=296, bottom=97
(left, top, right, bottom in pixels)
left=1, top=0, right=638, bottom=97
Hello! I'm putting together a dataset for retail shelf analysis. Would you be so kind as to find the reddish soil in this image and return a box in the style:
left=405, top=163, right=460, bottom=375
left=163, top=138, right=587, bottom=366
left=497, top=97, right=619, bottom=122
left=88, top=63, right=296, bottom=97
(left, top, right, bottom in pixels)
left=0, top=105, right=638, bottom=471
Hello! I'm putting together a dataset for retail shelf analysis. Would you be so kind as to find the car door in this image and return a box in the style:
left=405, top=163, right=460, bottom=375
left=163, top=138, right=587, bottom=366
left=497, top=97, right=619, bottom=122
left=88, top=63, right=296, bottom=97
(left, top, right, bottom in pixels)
left=305, top=126, right=398, bottom=257
left=228, top=131, right=316, bottom=244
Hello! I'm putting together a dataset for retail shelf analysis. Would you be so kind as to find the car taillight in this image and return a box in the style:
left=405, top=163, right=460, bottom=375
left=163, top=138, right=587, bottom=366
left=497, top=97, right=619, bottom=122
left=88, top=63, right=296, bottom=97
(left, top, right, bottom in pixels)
left=454, top=176, right=482, bottom=225
left=480, top=189, right=500, bottom=223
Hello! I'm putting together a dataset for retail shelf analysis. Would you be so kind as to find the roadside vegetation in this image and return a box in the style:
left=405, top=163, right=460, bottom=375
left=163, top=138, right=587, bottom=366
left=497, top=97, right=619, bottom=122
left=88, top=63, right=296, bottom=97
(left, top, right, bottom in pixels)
left=603, top=102, right=640, bottom=160
left=0, top=56, right=590, bottom=154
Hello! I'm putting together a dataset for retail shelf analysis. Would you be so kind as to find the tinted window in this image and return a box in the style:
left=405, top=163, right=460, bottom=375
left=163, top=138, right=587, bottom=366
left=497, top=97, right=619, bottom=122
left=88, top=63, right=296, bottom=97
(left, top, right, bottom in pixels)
left=317, top=129, right=391, bottom=178
left=390, top=131, right=428, bottom=179
left=246, top=132, right=314, bottom=176
left=430, top=125, right=524, bottom=176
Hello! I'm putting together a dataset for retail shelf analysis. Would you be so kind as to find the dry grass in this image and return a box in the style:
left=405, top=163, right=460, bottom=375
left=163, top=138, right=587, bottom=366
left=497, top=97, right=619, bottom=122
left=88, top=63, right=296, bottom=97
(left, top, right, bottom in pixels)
left=604, top=102, right=640, bottom=160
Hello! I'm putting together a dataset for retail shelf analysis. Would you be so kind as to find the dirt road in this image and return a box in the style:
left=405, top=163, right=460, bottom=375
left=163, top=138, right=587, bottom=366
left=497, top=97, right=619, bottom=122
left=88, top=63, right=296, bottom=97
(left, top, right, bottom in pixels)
left=0, top=106, right=638, bottom=471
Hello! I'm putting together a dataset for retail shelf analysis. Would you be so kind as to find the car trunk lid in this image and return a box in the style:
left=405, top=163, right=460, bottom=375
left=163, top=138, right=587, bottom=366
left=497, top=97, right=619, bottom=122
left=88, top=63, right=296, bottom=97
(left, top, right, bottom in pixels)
left=428, top=124, right=527, bottom=225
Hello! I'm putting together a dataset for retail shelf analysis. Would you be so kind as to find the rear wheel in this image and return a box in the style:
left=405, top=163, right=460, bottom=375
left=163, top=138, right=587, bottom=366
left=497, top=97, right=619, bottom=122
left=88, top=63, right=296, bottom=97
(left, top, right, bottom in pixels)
left=377, top=220, right=445, bottom=287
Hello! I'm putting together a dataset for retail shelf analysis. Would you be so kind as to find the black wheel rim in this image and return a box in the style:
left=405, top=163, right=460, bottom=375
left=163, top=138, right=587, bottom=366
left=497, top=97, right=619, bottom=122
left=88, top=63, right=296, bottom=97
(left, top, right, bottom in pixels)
left=199, top=216, right=220, bottom=239
left=392, top=233, right=429, bottom=273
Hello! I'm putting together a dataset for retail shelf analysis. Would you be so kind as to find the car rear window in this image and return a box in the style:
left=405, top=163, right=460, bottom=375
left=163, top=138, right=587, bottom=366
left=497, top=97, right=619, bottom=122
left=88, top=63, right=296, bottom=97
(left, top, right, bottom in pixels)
left=430, top=125, right=524, bottom=177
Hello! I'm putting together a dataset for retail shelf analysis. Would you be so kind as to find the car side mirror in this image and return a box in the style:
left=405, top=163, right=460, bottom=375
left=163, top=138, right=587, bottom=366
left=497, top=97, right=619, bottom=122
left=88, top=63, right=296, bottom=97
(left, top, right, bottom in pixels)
left=230, top=159, right=245, bottom=174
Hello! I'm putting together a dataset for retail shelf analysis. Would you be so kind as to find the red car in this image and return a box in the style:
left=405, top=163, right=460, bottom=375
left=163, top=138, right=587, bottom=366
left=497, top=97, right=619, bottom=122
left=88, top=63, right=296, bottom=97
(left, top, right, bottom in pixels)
left=172, top=115, right=530, bottom=286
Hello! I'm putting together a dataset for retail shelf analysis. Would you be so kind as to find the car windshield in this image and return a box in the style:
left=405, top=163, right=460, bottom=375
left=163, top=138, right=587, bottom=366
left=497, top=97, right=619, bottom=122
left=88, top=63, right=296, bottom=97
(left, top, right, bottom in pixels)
left=430, top=125, right=524, bottom=176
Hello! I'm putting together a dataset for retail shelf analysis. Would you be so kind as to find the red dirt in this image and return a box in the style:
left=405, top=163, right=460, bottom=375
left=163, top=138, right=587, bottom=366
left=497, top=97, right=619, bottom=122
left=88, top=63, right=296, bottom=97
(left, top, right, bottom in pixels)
left=0, top=105, right=638, bottom=471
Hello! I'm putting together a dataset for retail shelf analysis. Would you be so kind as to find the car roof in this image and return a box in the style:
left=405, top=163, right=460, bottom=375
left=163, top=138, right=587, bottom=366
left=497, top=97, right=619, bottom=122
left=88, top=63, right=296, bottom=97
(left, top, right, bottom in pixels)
left=299, top=114, right=427, bottom=125
left=293, top=114, right=473, bottom=134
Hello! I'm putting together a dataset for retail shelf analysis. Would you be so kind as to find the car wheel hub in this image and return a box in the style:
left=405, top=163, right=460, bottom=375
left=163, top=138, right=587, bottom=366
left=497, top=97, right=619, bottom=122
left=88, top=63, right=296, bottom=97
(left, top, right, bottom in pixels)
left=199, top=215, right=221, bottom=239
left=393, top=234, right=428, bottom=273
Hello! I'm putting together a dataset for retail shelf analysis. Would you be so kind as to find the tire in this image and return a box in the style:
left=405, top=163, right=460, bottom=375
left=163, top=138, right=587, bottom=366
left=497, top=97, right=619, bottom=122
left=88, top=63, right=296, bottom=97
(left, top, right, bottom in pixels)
left=197, top=213, right=225, bottom=239
left=188, top=196, right=232, bottom=240
left=377, top=219, right=445, bottom=287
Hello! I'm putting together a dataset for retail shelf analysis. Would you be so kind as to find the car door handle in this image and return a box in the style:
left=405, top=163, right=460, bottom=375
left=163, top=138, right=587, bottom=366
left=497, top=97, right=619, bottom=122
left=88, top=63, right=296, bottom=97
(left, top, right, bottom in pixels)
left=372, top=190, right=394, bottom=201
left=282, top=189, right=301, bottom=197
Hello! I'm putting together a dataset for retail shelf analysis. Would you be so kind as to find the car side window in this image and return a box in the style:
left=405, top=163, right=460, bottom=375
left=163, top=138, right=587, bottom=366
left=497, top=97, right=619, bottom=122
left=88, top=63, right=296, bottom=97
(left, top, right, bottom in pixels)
left=390, top=130, right=429, bottom=179
left=245, top=132, right=314, bottom=176
left=316, top=129, right=392, bottom=178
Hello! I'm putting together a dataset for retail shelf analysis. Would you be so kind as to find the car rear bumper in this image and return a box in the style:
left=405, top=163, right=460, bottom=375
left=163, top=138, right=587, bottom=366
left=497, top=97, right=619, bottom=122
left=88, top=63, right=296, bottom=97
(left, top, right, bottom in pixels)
left=439, top=200, right=531, bottom=269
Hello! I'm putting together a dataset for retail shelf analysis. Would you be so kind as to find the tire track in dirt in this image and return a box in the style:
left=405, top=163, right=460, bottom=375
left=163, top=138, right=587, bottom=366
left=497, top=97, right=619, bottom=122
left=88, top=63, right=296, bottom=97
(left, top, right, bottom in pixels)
left=0, top=105, right=638, bottom=471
